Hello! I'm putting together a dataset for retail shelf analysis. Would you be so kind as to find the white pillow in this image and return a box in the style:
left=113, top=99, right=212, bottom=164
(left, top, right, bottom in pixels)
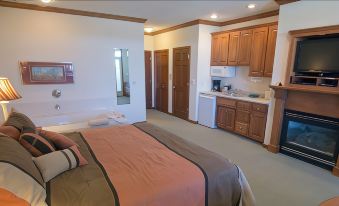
left=33, top=146, right=88, bottom=182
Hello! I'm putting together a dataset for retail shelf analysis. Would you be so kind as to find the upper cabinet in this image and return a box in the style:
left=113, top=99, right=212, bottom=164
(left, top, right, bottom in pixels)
left=238, top=30, right=253, bottom=65
left=227, top=31, right=240, bottom=66
left=264, top=25, right=278, bottom=77
left=210, top=23, right=278, bottom=77
left=211, top=33, right=229, bottom=66
left=249, top=27, right=269, bottom=77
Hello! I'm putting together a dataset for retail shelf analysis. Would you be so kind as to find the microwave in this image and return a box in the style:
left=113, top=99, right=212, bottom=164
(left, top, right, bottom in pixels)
left=210, top=66, right=236, bottom=77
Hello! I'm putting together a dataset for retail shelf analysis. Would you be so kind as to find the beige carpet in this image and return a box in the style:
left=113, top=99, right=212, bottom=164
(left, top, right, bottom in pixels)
left=146, top=109, right=339, bottom=206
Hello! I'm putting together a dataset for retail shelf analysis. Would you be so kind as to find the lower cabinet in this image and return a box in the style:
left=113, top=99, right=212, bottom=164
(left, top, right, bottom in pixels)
left=216, top=105, right=235, bottom=131
left=249, top=111, right=267, bottom=142
left=216, top=97, right=268, bottom=143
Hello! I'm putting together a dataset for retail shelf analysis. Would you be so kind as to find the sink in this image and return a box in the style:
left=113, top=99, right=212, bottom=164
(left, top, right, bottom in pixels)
left=222, top=92, right=245, bottom=97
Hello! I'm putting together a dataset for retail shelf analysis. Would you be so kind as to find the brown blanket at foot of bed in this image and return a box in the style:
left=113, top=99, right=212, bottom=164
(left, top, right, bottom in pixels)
left=134, top=122, right=241, bottom=206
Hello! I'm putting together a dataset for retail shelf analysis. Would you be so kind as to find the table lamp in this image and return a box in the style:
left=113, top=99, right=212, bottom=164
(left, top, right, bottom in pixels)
left=0, top=77, right=21, bottom=120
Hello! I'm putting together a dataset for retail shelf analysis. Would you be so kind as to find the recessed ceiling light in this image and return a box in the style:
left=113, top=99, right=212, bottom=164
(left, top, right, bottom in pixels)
left=41, top=0, right=53, bottom=3
left=144, top=27, right=153, bottom=33
left=248, top=4, right=256, bottom=9
left=210, top=14, right=218, bottom=19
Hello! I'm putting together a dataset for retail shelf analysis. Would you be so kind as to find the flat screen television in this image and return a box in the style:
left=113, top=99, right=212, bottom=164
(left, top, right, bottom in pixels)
left=294, top=37, right=339, bottom=75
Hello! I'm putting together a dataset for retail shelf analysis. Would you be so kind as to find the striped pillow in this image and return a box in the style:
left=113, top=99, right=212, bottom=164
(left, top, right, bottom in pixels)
left=0, top=135, right=47, bottom=205
left=19, top=127, right=56, bottom=157
left=33, top=145, right=88, bottom=182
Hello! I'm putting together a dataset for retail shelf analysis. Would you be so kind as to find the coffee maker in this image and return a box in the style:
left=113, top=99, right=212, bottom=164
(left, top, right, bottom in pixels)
left=212, top=80, right=221, bottom=92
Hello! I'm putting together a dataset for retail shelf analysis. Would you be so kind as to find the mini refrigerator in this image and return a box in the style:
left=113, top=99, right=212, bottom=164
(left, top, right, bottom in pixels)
left=198, top=93, right=216, bottom=128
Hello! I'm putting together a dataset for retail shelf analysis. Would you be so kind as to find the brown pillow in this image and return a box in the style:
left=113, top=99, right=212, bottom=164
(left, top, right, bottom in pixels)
left=0, top=126, right=20, bottom=140
left=19, top=127, right=56, bottom=157
left=36, top=128, right=78, bottom=150
left=3, top=111, right=36, bottom=131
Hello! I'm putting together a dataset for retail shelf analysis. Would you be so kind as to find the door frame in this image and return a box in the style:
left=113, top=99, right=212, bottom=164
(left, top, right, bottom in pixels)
left=144, top=50, right=152, bottom=109
left=154, top=49, right=169, bottom=113
left=172, top=46, right=191, bottom=120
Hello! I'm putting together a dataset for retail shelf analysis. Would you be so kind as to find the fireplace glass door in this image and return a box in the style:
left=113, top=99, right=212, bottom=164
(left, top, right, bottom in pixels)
left=280, top=110, right=339, bottom=169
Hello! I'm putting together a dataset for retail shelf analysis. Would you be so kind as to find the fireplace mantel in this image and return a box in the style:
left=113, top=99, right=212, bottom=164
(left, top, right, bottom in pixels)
left=270, top=85, right=339, bottom=95
left=268, top=85, right=339, bottom=176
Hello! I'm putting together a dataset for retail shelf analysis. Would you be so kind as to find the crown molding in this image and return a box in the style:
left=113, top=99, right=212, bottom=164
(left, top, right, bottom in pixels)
left=219, top=9, right=279, bottom=26
left=274, top=0, right=299, bottom=5
left=0, top=0, right=147, bottom=23
left=146, top=9, right=279, bottom=36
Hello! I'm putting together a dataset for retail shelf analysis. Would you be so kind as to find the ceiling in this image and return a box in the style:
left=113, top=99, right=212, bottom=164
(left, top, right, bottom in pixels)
left=15, top=0, right=279, bottom=31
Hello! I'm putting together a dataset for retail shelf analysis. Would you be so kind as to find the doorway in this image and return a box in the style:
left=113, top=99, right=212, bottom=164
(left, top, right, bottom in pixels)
left=154, top=49, right=169, bottom=113
left=144, top=51, right=152, bottom=109
left=172, top=46, right=190, bottom=120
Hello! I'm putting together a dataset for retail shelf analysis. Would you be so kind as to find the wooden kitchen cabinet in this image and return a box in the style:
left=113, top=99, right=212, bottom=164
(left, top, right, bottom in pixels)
left=211, top=33, right=230, bottom=66
left=216, top=105, right=227, bottom=128
left=216, top=97, right=268, bottom=143
left=219, top=33, right=230, bottom=65
left=264, top=25, right=278, bottom=77
left=227, top=31, right=240, bottom=65
left=249, top=27, right=269, bottom=77
left=249, top=111, right=267, bottom=142
left=225, top=108, right=236, bottom=131
left=210, top=23, right=278, bottom=75
left=237, top=29, right=253, bottom=65
left=211, top=35, right=220, bottom=66
left=216, top=105, right=235, bottom=131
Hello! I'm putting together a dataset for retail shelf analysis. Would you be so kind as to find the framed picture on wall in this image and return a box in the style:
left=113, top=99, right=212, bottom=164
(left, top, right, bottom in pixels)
left=20, top=62, right=74, bottom=84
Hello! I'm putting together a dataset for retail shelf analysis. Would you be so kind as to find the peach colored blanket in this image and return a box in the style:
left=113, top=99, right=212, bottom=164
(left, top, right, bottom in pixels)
left=82, top=125, right=205, bottom=206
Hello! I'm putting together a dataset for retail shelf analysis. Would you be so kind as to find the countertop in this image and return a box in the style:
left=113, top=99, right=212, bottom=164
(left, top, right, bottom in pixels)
left=200, top=91, right=271, bottom=105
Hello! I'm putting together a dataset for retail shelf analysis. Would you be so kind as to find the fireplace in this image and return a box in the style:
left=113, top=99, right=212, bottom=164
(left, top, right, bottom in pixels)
left=280, top=110, right=339, bottom=170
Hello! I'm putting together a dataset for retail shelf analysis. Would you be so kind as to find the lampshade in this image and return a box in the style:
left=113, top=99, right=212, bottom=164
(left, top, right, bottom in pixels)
left=0, top=77, right=21, bottom=101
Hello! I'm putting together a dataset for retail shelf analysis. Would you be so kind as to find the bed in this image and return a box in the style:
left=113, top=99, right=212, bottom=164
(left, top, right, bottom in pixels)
left=45, top=122, right=254, bottom=206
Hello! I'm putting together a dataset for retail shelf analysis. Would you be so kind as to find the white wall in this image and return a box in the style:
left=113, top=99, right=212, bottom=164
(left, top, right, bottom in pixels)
left=0, top=7, right=146, bottom=124
left=196, top=25, right=220, bottom=120
left=153, top=25, right=200, bottom=120
left=264, top=1, right=339, bottom=144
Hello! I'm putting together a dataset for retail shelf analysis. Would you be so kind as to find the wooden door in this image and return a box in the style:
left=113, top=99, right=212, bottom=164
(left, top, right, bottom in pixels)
left=219, top=33, right=230, bottom=65
left=227, top=31, right=240, bottom=65
left=237, top=29, right=253, bottom=65
left=155, top=50, right=169, bottom=113
left=144, top=51, right=152, bottom=109
left=264, top=25, right=278, bottom=77
left=249, top=111, right=267, bottom=142
left=211, top=34, right=220, bottom=66
left=249, top=27, right=268, bottom=77
left=172, top=46, right=190, bottom=120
